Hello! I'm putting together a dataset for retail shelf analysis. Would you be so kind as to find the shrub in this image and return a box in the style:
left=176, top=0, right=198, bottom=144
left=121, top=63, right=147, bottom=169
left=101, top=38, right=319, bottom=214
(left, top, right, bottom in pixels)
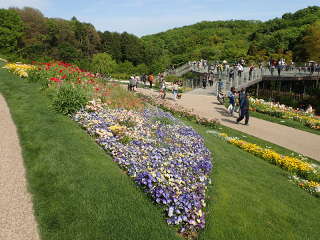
left=52, top=84, right=88, bottom=115
left=164, top=75, right=183, bottom=83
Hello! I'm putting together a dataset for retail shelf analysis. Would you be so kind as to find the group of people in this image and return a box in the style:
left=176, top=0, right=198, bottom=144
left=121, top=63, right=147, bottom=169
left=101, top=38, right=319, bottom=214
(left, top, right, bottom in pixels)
left=268, top=58, right=287, bottom=76
left=128, top=73, right=156, bottom=91
left=159, top=80, right=181, bottom=100
left=189, top=59, right=209, bottom=71
left=227, top=87, right=250, bottom=125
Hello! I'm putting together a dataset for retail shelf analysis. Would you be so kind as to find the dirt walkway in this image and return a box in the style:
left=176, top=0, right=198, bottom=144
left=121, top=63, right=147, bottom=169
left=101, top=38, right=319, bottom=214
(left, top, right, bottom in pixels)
left=0, top=95, right=40, bottom=240
left=138, top=88, right=320, bottom=161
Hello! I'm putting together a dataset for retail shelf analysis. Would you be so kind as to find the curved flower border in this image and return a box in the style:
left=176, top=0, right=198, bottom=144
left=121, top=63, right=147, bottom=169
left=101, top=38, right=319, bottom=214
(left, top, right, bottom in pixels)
left=209, top=130, right=320, bottom=197
left=74, top=101, right=213, bottom=234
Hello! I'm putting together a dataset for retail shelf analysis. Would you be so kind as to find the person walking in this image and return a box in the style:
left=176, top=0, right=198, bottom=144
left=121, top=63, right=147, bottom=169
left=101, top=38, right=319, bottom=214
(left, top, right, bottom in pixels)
left=202, top=76, right=207, bottom=89
left=249, top=65, right=254, bottom=80
left=172, top=82, right=179, bottom=100
left=159, top=80, right=167, bottom=99
left=238, top=88, right=245, bottom=116
left=227, top=87, right=236, bottom=116
left=208, top=73, right=214, bottom=87
left=236, top=92, right=250, bottom=125
left=148, top=73, right=154, bottom=88
left=135, top=75, right=140, bottom=89
left=128, top=76, right=136, bottom=91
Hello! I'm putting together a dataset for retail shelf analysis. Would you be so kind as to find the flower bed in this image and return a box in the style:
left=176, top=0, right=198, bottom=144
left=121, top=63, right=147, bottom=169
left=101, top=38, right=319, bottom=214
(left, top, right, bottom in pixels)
left=74, top=100, right=212, bottom=234
left=249, top=97, right=320, bottom=130
left=290, top=176, right=320, bottom=197
left=210, top=131, right=320, bottom=196
left=3, top=60, right=214, bottom=235
left=3, top=63, right=35, bottom=77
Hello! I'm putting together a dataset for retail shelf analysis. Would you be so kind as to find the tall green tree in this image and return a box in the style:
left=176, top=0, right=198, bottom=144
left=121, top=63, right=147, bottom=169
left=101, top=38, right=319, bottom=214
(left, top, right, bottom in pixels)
left=91, top=53, right=117, bottom=74
left=301, top=21, right=320, bottom=61
left=0, top=9, right=23, bottom=53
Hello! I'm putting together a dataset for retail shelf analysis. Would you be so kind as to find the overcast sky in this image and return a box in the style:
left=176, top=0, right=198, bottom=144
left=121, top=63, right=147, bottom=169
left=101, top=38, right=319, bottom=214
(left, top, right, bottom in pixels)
left=1, top=0, right=319, bottom=36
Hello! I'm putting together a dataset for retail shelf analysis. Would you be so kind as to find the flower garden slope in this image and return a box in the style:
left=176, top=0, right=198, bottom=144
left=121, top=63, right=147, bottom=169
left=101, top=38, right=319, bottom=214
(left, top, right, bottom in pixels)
left=74, top=102, right=213, bottom=234
left=0, top=65, right=181, bottom=240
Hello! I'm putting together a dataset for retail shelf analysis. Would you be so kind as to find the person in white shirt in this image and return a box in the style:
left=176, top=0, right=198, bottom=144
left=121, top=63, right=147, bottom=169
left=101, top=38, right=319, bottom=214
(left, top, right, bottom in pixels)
left=172, top=82, right=179, bottom=100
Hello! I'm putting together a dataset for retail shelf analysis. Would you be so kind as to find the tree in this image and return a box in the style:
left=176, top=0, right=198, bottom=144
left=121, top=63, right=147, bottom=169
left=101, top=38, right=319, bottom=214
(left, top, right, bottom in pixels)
left=91, top=53, right=117, bottom=74
left=301, top=21, right=320, bottom=61
left=58, top=43, right=80, bottom=62
left=0, top=9, right=23, bottom=53
left=135, top=63, right=149, bottom=75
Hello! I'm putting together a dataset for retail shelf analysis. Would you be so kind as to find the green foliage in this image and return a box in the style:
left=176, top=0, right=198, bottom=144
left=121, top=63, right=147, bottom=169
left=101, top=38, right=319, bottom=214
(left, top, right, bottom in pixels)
left=111, top=73, right=131, bottom=80
left=91, top=53, right=117, bottom=74
left=118, top=119, right=136, bottom=128
left=58, top=43, right=80, bottom=62
left=1, top=6, right=320, bottom=74
left=27, top=69, right=55, bottom=90
left=164, top=75, right=183, bottom=83
left=116, top=61, right=135, bottom=74
left=119, top=135, right=134, bottom=145
left=52, top=84, right=88, bottom=115
left=135, top=63, right=149, bottom=75
left=143, top=20, right=260, bottom=63
left=0, top=9, right=23, bottom=53
left=299, top=21, right=320, bottom=61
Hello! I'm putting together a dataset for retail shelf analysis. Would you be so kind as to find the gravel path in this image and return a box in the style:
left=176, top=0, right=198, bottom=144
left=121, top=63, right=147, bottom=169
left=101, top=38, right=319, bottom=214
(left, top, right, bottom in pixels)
left=138, top=88, right=320, bottom=161
left=0, top=95, right=40, bottom=240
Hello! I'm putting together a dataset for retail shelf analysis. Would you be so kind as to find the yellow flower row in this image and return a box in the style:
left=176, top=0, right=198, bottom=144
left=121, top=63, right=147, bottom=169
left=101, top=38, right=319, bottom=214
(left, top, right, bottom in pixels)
left=221, top=133, right=315, bottom=174
left=299, top=181, right=320, bottom=188
left=3, top=63, right=35, bottom=78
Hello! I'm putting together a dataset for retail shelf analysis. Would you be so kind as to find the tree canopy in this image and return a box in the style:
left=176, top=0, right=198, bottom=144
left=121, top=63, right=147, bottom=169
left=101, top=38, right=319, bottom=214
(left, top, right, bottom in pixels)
left=0, top=6, right=320, bottom=74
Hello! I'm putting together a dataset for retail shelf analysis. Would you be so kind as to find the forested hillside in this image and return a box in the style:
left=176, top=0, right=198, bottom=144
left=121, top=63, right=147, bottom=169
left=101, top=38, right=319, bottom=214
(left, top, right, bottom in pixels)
left=142, top=20, right=261, bottom=64
left=143, top=6, right=320, bottom=64
left=0, top=6, right=319, bottom=75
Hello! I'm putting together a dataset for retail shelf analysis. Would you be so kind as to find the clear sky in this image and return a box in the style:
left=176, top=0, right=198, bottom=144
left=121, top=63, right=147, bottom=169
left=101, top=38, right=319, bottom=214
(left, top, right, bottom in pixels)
left=1, top=0, right=319, bottom=36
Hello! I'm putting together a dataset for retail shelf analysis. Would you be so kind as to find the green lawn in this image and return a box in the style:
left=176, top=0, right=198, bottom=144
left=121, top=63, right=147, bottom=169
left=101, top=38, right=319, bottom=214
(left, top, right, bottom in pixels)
left=189, top=122, right=320, bottom=240
left=0, top=66, right=181, bottom=240
left=1, top=66, right=319, bottom=240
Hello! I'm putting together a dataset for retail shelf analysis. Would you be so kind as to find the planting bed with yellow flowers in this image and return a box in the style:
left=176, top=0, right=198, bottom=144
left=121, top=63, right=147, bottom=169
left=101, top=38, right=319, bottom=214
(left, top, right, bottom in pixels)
left=212, top=131, right=320, bottom=196
left=2, top=63, right=35, bottom=78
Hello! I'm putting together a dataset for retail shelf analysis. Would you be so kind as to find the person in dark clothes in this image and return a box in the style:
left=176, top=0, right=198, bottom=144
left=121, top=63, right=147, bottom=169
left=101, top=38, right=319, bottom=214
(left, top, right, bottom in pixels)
left=237, top=88, right=245, bottom=116
left=236, top=92, right=250, bottom=125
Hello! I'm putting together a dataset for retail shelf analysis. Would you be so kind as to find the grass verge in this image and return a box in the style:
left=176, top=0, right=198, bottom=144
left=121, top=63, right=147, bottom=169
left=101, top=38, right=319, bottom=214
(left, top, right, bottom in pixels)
left=187, top=122, right=320, bottom=240
left=0, top=65, right=181, bottom=240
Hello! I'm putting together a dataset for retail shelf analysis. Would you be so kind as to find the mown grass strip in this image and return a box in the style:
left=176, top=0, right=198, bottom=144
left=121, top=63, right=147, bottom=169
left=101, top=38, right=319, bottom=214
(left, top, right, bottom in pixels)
left=0, top=66, right=181, bottom=240
left=187, top=122, right=320, bottom=240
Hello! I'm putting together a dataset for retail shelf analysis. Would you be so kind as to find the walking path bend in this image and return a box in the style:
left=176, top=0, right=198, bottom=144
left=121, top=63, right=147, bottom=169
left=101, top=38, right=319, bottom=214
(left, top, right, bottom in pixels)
left=0, top=95, right=40, bottom=240
left=138, top=88, right=320, bottom=162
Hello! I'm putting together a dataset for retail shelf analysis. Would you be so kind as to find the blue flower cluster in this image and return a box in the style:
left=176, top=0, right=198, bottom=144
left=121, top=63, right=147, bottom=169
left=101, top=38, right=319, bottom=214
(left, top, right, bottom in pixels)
left=74, top=103, right=212, bottom=233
